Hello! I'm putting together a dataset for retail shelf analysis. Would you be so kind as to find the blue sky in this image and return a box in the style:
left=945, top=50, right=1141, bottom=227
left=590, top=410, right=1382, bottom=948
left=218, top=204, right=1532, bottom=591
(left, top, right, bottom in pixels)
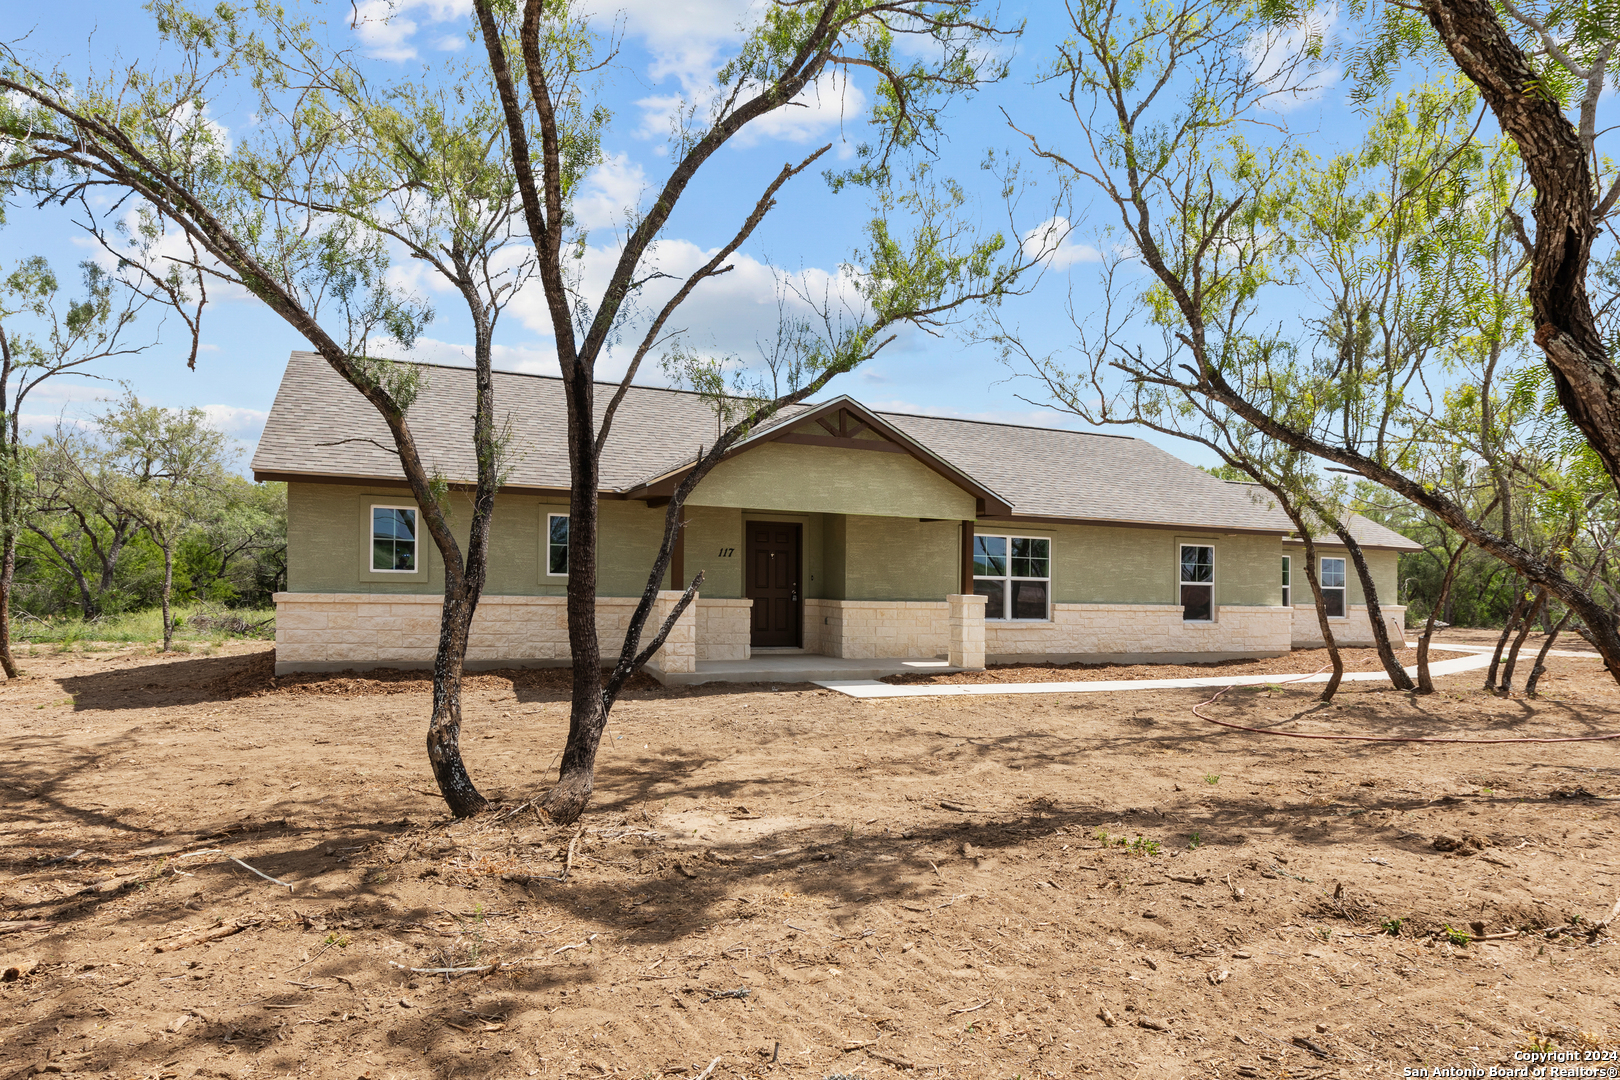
left=2, top=0, right=1375, bottom=472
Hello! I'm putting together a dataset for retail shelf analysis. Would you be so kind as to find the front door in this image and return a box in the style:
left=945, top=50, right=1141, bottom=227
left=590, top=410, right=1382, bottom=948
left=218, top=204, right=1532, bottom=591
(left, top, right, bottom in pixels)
left=747, top=521, right=801, bottom=648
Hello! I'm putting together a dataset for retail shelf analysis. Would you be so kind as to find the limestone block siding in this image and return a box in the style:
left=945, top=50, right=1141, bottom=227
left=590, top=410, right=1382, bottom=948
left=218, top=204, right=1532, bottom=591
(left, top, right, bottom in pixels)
left=984, top=603, right=1292, bottom=663
left=803, top=599, right=950, bottom=659
left=695, top=598, right=752, bottom=661
left=1290, top=604, right=1407, bottom=649
left=275, top=592, right=647, bottom=674
left=644, top=591, right=697, bottom=676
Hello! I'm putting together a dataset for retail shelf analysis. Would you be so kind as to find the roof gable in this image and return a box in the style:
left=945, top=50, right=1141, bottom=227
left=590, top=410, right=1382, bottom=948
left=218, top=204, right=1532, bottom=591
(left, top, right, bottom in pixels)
left=624, top=397, right=1014, bottom=516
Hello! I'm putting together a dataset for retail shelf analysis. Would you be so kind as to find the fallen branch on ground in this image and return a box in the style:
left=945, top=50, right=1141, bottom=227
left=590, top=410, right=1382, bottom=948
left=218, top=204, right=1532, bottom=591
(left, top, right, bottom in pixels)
left=153, top=920, right=254, bottom=953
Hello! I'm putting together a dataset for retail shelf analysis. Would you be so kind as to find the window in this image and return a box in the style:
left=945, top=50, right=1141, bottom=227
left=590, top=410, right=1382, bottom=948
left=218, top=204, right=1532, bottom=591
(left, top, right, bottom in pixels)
left=1320, top=556, right=1346, bottom=618
left=546, top=513, right=570, bottom=576
left=1180, top=544, right=1214, bottom=621
left=1281, top=555, right=1291, bottom=608
left=371, top=506, right=417, bottom=572
left=973, top=534, right=1050, bottom=620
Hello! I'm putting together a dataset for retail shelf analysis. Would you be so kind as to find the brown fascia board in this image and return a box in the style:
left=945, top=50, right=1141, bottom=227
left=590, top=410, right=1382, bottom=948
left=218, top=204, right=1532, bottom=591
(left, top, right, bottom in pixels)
left=981, top=512, right=1293, bottom=538
left=622, top=396, right=1017, bottom=516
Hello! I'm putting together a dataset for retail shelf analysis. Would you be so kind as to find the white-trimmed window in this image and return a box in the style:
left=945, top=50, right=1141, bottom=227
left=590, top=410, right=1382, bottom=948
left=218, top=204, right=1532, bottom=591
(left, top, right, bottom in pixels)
left=1320, top=556, right=1346, bottom=618
left=370, top=505, right=417, bottom=572
left=1180, top=544, right=1214, bottom=621
left=1281, top=556, right=1292, bottom=608
left=546, top=513, right=570, bottom=577
left=973, top=534, right=1050, bottom=620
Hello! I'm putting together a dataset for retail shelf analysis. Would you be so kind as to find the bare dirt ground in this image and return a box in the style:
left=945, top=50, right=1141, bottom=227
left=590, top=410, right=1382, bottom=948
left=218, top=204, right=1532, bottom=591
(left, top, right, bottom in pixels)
left=2, top=639, right=1618, bottom=1080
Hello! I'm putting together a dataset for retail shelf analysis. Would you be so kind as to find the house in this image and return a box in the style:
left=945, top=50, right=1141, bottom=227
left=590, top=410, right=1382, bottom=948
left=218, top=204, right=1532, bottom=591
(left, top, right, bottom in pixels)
left=251, top=352, right=1420, bottom=681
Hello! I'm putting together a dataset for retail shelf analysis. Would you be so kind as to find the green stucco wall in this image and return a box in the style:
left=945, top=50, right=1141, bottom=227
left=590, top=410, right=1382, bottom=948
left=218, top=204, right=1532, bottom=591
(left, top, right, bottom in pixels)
left=1289, top=544, right=1399, bottom=606
left=833, top=515, right=959, bottom=601
left=287, top=480, right=1343, bottom=614
left=689, top=441, right=975, bottom=519
left=287, top=483, right=676, bottom=597
left=967, top=522, right=1283, bottom=607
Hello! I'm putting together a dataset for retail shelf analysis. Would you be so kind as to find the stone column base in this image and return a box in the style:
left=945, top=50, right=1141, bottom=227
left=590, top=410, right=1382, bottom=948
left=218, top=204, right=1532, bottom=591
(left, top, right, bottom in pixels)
left=947, top=593, right=987, bottom=670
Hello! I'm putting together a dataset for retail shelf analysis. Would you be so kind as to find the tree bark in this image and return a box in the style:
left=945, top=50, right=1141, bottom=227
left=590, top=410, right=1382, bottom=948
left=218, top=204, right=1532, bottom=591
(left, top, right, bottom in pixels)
left=1327, top=516, right=1413, bottom=690
left=1417, top=541, right=1468, bottom=694
left=160, top=539, right=174, bottom=652
left=1422, top=0, right=1620, bottom=497
left=1499, top=588, right=1547, bottom=694
left=1524, top=606, right=1573, bottom=696
left=428, top=592, right=485, bottom=817
left=0, top=529, right=17, bottom=678
left=1299, top=534, right=1344, bottom=701
left=1485, top=588, right=1527, bottom=690
left=543, top=329, right=607, bottom=824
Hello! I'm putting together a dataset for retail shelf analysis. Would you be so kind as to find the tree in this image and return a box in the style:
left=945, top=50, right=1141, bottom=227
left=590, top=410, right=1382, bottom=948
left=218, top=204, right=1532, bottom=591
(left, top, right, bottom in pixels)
left=177, top=476, right=285, bottom=606
left=1369, top=0, right=1620, bottom=494
left=0, top=258, right=150, bottom=675
left=999, top=0, right=1620, bottom=685
left=1, top=0, right=1034, bottom=821
left=25, top=425, right=148, bottom=619
left=472, top=0, right=1033, bottom=821
left=65, top=392, right=234, bottom=651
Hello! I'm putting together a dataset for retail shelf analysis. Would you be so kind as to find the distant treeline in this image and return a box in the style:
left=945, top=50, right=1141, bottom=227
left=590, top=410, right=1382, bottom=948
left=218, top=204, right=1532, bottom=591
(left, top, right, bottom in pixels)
left=10, top=392, right=285, bottom=625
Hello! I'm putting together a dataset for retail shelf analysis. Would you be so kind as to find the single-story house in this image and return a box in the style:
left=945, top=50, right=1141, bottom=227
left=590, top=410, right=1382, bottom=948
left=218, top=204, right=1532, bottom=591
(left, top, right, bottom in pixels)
left=252, top=352, right=1420, bottom=681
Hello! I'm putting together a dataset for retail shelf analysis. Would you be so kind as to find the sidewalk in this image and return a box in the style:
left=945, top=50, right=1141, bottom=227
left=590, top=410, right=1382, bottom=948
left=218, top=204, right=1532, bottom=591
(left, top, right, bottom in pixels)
left=814, top=642, right=1517, bottom=699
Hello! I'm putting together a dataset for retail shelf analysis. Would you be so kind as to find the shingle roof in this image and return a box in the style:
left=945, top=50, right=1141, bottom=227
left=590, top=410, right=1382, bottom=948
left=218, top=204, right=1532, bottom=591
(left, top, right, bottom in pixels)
left=252, top=351, right=811, bottom=491
left=250, top=352, right=1420, bottom=548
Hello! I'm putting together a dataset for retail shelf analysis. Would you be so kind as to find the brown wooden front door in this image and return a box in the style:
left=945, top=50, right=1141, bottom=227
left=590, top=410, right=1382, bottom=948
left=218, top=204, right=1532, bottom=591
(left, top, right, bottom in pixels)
left=747, top=521, right=801, bottom=648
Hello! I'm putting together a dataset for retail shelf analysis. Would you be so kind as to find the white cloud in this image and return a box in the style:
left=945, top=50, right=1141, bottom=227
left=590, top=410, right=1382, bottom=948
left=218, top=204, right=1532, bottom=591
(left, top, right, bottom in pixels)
left=728, top=70, right=865, bottom=152
left=1244, top=5, right=1341, bottom=113
left=351, top=0, right=471, bottom=61
left=502, top=233, right=867, bottom=378
left=1021, top=216, right=1100, bottom=270
left=636, top=66, right=864, bottom=157
left=202, top=405, right=270, bottom=439
left=372, top=335, right=564, bottom=378
left=168, top=100, right=233, bottom=158
left=73, top=205, right=254, bottom=306
left=572, top=153, right=650, bottom=233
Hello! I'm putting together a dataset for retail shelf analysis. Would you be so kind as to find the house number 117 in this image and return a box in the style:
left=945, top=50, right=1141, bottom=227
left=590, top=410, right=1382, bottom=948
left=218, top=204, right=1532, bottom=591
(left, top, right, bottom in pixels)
left=717, top=547, right=735, bottom=557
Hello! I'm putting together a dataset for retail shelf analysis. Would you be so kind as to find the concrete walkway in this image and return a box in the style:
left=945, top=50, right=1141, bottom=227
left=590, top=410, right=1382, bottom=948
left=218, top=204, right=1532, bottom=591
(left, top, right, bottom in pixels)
left=658, top=653, right=962, bottom=686
left=813, top=643, right=1507, bottom=699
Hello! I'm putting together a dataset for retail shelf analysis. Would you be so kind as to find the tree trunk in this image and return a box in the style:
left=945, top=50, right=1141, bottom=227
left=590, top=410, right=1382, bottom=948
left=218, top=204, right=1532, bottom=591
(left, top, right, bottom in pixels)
left=542, top=360, right=606, bottom=825
left=1485, top=589, right=1527, bottom=690
left=1499, top=588, right=1547, bottom=694
left=1422, top=0, right=1620, bottom=498
left=1525, top=607, right=1573, bottom=696
left=1299, top=538, right=1344, bottom=701
left=1331, top=519, right=1414, bottom=690
left=28, top=526, right=100, bottom=619
left=427, top=587, right=488, bottom=817
left=160, top=540, right=174, bottom=652
left=1418, top=542, right=1468, bottom=695
left=0, top=528, right=17, bottom=678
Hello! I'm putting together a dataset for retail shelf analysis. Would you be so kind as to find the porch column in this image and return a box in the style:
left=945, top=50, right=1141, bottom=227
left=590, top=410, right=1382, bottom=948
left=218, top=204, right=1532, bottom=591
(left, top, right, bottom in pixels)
left=648, top=590, right=698, bottom=675
left=947, top=593, right=986, bottom=670
left=960, top=519, right=976, bottom=594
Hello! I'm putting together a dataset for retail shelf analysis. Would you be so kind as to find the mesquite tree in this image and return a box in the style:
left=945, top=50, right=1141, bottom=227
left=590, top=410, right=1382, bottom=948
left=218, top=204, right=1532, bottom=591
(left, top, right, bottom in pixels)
left=472, top=0, right=1033, bottom=822
left=64, top=391, right=234, bottom=651
left=1, top=0, right=1032, bottom=821
left=1000, top=0, right=1620, bottom=685
left=0, top=259, right=152, bottom=676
